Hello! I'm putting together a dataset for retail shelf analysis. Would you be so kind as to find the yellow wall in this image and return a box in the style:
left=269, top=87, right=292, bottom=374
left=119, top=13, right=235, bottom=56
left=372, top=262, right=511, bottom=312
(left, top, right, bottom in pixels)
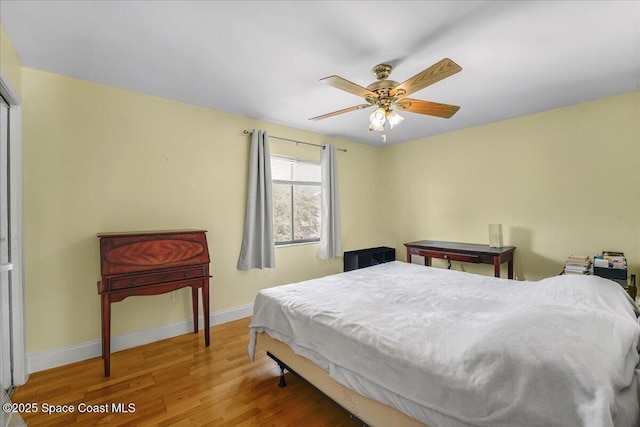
left=381, top=92, right=640, bottom=280
left=0, top=23, right=22, bottom=95
left=21, top=68, right=387, bottom=353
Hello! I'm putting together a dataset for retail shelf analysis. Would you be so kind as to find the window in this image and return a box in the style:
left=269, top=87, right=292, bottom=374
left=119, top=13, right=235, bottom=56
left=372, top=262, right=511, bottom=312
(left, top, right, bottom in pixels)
left=271, top=155, right=321, bottom=245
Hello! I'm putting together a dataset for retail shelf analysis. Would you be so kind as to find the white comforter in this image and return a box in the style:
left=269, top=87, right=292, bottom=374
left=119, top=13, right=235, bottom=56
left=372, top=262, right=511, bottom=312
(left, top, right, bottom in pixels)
left=249, top=261, right=640, bottom=427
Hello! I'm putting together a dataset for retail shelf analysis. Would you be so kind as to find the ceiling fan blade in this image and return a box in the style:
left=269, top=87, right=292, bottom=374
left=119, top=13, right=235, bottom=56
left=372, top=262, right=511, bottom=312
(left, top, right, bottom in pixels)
left=320, top=75, right=377, bottom=98
left=391, top=58, right=462, bottom=98
left=309, top=104, right=372, bottom=121
left=396, top=99, right=460, bottom=118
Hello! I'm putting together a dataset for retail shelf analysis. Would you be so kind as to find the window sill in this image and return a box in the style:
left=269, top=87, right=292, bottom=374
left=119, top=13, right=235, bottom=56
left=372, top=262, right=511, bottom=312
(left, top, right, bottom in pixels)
left=276, top=241, right=319, bottom=248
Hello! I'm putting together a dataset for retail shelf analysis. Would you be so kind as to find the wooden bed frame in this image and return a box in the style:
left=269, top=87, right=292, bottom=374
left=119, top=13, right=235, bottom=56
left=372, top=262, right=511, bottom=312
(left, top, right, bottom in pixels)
left=255, top=331, right=429, bottom=427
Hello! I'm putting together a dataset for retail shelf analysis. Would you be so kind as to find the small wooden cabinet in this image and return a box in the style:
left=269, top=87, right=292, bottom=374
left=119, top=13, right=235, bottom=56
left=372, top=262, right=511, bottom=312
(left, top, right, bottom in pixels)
left=343, top=247, right=396, bottom=272
left=97, top=229, right=211, bottom=376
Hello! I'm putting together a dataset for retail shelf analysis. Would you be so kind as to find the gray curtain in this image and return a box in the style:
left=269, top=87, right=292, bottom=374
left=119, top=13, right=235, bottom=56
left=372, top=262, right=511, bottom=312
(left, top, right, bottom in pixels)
left=319, top=144, right=342, bottom=259
left=237, top=130, right=275, bottom=270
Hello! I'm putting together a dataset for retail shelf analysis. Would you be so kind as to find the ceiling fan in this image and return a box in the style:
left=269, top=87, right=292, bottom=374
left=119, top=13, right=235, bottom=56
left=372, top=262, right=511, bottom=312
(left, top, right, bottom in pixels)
left=310, top=58, right=462, bottom=135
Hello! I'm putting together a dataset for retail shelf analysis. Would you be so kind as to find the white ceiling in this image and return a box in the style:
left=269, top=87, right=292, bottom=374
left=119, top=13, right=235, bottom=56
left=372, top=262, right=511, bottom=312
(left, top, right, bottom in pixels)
left=1, top=1, right=638, bottom=145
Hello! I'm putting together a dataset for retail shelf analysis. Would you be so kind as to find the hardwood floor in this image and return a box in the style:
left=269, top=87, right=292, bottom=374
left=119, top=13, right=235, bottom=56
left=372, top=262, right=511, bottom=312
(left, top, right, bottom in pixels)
left=11, top=318, right=359, bottom=426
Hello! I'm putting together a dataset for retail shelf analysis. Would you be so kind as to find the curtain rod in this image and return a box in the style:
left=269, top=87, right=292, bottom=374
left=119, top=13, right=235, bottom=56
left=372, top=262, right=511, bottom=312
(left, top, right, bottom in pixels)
left=243, top=130, right=347, bottom=152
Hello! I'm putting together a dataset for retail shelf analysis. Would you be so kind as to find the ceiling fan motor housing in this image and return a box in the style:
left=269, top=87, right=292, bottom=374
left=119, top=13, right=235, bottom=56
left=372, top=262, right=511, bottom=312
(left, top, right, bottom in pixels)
left=366, top=79, right=401, bottom=108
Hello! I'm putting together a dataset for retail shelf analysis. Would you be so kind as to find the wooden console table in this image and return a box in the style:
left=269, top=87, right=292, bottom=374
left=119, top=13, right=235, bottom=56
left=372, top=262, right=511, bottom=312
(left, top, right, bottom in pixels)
left=404, top=240, right=515, bottom=279
left=97, top=230, right=211, bottom=376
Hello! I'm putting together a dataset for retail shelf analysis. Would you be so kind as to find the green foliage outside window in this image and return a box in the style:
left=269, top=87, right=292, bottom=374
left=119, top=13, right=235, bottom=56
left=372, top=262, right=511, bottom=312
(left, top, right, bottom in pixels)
left=271, top=155, right=321, bottom=245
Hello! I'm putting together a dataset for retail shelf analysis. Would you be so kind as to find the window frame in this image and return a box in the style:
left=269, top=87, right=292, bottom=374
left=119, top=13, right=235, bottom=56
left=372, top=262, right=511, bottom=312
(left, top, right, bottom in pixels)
left=271, top=154, right=321, bottom=246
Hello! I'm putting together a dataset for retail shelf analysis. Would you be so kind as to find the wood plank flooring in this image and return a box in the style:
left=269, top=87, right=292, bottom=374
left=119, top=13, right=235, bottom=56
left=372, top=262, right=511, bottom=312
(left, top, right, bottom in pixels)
left=11, top=317, right=359, bottom=426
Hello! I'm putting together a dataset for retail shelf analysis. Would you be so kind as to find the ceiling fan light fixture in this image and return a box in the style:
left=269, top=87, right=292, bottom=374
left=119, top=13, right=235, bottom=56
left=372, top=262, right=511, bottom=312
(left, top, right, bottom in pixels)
left=369, top=122, right=384, bottom=132
left=386, top=109, right=404, bottom=129
left=369, top=107, right=386, bottom=128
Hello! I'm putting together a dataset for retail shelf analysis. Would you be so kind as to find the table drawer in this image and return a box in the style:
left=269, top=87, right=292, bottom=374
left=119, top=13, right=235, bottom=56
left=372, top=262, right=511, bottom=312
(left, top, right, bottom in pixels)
left=108, top=266, right=207, bottom=291
left=412, top=249, right=480, bottom=263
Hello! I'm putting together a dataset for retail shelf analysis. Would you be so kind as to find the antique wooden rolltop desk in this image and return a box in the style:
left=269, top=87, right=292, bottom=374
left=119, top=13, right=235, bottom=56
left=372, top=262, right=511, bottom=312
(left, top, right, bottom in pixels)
left=97, top=230, right=211, bottom=376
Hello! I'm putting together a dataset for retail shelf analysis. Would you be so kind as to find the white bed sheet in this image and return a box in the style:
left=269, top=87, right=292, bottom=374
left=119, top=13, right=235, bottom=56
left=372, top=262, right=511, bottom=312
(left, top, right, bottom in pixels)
left=249, top=261, right=640, bottom=427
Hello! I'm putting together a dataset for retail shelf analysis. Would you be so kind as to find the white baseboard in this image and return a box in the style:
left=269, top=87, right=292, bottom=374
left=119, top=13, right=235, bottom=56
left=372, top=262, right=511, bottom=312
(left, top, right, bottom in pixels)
left=27, top=303, right=254, bottom=374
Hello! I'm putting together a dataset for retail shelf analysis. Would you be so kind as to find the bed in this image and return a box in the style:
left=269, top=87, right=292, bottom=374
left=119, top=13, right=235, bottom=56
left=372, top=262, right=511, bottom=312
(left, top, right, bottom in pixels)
left=249, top=261, right=640, bottom=427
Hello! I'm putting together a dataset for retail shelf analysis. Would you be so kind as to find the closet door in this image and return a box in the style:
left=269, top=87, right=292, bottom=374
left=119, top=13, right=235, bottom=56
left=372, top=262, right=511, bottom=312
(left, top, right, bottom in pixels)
left=0, top=97, right=12, bottom=390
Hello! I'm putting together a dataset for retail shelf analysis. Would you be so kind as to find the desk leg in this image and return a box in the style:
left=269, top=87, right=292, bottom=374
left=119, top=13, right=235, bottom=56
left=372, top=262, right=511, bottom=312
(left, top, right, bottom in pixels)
left=202, top=280, right=210, bottom=347
left=508, top=258, right=514, bottom=280
left=493, top=257, right=501, bottom=278
left=191, top=286, right=199, bottom=334
left=101, top=293, right=111, bottom=377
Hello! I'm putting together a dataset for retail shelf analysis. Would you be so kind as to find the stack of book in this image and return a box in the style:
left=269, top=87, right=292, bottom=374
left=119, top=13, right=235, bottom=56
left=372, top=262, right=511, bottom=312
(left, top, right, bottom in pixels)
left=564, top=255, right=592, bottom=275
